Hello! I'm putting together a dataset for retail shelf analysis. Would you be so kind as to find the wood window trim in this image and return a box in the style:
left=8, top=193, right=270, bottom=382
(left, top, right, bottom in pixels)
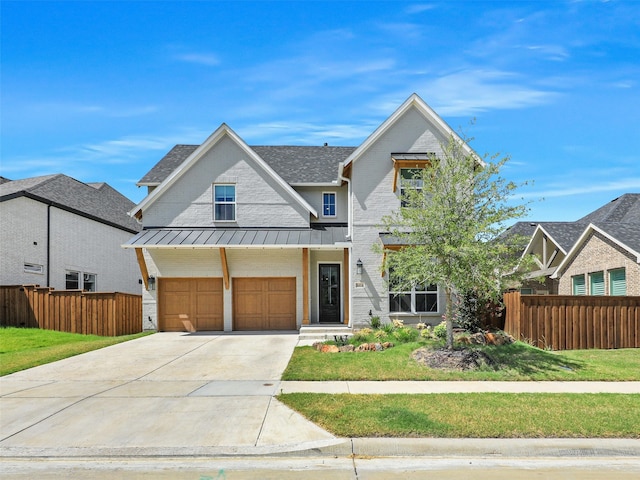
left=392, top=159, right=431, bottom=192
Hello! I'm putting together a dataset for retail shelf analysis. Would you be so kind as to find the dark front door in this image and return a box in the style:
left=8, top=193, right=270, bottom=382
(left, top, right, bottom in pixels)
left=319, top=264, right=340, bottom=323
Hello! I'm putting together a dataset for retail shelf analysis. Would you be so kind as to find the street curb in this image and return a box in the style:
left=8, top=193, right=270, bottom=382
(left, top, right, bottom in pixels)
left=3, top=438, right=639, bottom=459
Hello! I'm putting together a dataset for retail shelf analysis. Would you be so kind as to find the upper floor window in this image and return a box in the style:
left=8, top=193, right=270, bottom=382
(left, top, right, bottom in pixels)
left=322, top=192, right=336, bottom=217
left=214, top=184, right=236, bottom=221
left=609, top=268, right=626, bottom=296
left=400, top=168, right=423, bottom=207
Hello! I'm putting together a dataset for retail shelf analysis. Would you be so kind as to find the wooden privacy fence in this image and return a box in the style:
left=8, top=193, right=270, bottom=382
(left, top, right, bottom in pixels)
left=503, top=291, right=640, bottom=350
left=0, top=285, right=142, bottom=336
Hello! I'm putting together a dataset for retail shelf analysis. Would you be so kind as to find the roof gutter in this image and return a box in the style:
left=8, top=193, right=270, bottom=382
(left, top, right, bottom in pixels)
left=338, top=162, right=351, bottom=239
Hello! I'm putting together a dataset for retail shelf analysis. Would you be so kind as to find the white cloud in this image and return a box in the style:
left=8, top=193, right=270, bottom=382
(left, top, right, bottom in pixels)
left=523, top=178, right=640, bottom=199
left=404, top=4, right=437, bottom=14
left=173, top=52, right=220, bottom=66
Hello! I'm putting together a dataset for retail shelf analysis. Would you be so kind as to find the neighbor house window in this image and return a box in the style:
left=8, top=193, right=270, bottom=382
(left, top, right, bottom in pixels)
left=572, top=275, right=585, bottom=295
left=589, top=271, right=604, bottom=296
left=214, top=184, right=236, bottom=221
left=66, top=271, right=80, bottom=289
left=400, top=168, right=423, bottom=207
left=322, top=192, right=336, bottom=217
left=83, top=273, right=97, bottom=292
left=609, top=268, right=626, bottom=296
left=520, top=287, right=534, bottom=294
left=388, top=270, right=438, bottom=313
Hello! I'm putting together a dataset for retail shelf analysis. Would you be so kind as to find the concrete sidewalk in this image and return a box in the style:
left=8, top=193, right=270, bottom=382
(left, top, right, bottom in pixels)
left=280, top=380, right=640, bottom=394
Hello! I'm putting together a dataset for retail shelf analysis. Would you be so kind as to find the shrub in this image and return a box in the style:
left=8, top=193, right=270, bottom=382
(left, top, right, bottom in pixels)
left=393, top=326, right=419, bottom=343
left=368, top=316, right=382, bottom=329
left=433, top=321, right=447, bottom=340
left=456, top=291, right=491, bottom=333
left=381, top=322, right=395, bottom=334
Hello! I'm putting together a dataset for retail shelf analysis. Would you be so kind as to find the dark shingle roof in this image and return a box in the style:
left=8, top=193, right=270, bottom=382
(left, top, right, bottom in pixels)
left=535, top=222, right=587, bottom=252
left=0, top=174, right=141, bottom=233
left=137, top=144, right=356, bottom=186
left=594, top=222, right=640, bottom=255
left=137, top=145, right=199, bottom=185
left=578, top=193, right=640, bottom=224
left=252, top=146, right=356, bottom=184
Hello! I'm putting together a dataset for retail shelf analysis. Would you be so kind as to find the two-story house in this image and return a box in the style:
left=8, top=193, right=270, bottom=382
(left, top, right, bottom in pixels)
left=0, top=174, right=142, bottom=293
left=125, top=94, right=476, bottom=332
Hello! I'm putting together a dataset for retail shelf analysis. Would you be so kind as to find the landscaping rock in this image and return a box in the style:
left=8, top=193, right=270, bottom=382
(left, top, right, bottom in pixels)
left=338, top=344, right=355, bottom=352
left=411, top=347, right=496, bottom=371
left=321, top=344, right=339, bottom=353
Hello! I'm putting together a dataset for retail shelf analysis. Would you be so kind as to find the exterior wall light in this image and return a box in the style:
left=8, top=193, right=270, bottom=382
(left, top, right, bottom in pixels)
left=148, top=275, right=156, bottom=290
left=356, top=259, right=363, bottom=276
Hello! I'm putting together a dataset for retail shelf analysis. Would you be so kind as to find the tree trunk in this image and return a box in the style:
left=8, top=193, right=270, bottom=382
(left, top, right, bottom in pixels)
left=445, top=285, right=454, bottom=349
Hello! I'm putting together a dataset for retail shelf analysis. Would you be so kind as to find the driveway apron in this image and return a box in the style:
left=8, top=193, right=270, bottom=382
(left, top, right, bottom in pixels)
left=0, top=332, right=338, bottom=456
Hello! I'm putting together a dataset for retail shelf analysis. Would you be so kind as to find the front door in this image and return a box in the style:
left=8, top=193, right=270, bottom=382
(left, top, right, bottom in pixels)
left=319, top=264, right=340, bottom=323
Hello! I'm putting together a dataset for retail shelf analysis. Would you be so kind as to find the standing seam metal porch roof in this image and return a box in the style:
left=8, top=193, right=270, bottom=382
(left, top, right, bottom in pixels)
left=124, top=226, right=350, bottom=248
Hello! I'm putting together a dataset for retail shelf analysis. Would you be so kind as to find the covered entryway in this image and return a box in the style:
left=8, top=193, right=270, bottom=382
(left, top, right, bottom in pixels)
left=158, top=278, right=223, bottom=332
left=233, top=277, right=296, bottom=330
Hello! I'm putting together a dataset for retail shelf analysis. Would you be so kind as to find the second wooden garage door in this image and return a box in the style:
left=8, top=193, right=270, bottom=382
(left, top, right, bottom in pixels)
left=158, top=278, right=223, bottom=332
left=233, top=277, right=296, bottom=330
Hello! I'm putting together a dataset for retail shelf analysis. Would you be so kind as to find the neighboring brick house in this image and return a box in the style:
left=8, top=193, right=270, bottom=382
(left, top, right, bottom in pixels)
left=125, top=94, right=479, bottom=332
left=511, top=194, right=640, bottom=296
left=0, top=174, right=142, bottom=293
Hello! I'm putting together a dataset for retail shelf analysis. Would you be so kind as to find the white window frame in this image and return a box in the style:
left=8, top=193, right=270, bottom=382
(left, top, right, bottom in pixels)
left=322, top=192, right=337, bottom=218
left=214, top=184, right=236, bottom=222
left=83, top=273, right=97, bottom=292
left=388, top=270, right=438, bottom=314
left=66, top=270, right=80, bottom=290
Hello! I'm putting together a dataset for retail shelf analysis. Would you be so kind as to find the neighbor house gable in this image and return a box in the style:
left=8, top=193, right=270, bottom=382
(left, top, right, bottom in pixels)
left=131, top=124, right=318, bottom=220
left=552, top=223, right=640, bottom=279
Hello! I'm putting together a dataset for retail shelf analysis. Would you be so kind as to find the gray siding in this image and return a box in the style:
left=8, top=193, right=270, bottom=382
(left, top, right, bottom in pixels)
left=143, top=136, right=310, bottom=228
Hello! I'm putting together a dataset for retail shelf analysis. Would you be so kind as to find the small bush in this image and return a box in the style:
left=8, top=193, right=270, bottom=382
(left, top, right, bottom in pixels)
left=368, top=316, right=382, bottom=329
left=393, top=326, right=419, bottom=343
left=433, top=321, right=447, bottom=340
left=381, top=322, right=395, bottom=334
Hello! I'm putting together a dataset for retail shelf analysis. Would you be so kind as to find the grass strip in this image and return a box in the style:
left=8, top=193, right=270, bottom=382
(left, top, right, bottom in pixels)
left=282, top=342, right=640, bottom=381
left=0, top=327, right=152, bottom=376
left=278, top=392, right=640, bottom=438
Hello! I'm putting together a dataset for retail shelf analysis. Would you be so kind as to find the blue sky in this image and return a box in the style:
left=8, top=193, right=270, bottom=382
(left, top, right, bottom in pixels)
left=2, top=0, right=639, bottom=222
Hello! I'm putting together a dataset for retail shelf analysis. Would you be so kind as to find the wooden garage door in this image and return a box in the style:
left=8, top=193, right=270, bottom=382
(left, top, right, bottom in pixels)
left=233, top=277, right=296, bottom=330
left=158, top=278, right=223, bottom=332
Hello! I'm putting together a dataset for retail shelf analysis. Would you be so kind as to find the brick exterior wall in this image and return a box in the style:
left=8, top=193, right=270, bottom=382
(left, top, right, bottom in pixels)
left=557, top=231, right=640, bottom=296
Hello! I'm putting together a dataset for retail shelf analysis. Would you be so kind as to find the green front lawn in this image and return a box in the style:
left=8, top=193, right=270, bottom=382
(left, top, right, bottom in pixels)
left=282, top=341, right=640, bottom=381
left=0, top=327, right=151, bottom=376
left=278, top=392, right=640, bottom=438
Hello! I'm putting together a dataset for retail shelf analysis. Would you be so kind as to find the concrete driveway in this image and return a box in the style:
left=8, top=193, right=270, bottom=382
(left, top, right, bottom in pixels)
left=0, top=332, right=339, bottom=457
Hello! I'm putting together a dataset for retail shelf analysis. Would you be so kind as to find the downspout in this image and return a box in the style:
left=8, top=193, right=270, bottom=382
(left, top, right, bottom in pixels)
left=337, top=162, right=351, bottom=239
left=47, top=203, right=51, bottom=287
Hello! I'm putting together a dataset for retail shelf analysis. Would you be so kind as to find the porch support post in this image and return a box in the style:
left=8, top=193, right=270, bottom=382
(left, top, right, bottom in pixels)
left=135, top=248, right=150, bottom=290
left=343, top=248, right=350, bottom=325
left=220, top=247, right=230, bottom=290
left=302, top=248, right=310, bottom=325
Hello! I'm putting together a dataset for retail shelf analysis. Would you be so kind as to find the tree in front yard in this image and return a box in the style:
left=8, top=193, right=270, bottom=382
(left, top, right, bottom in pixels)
left=380, top=134, right=533, bottom=349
